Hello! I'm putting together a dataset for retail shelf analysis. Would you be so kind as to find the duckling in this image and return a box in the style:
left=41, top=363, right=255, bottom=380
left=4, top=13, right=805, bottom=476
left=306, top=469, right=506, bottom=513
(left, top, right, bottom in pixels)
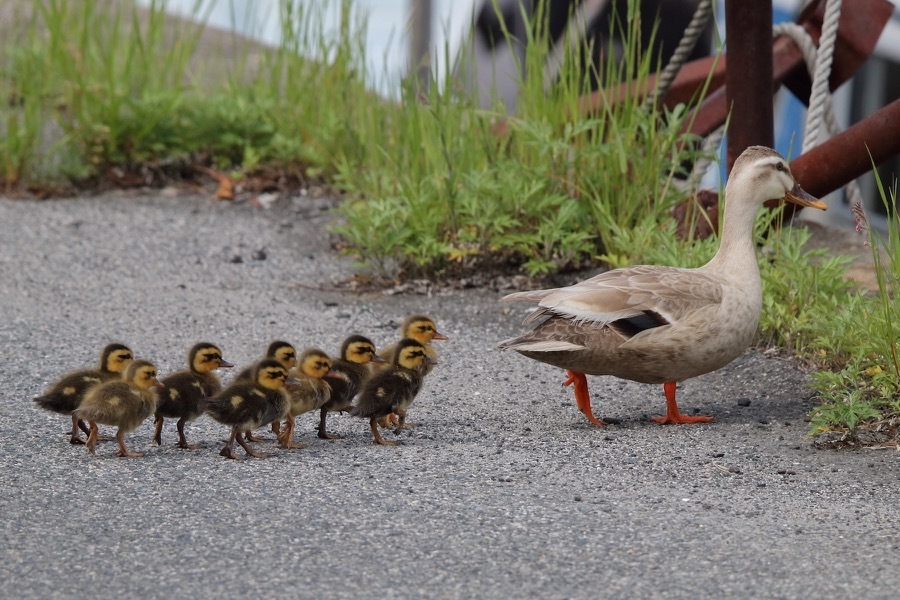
left=350, top=339, right=433, bottom=446
left=278, top=348, right=336, bottom=449
left=202, top=359, right=292, bottom=460
left=234, top=340, right=297, bottom=442
left=318, top=335, right=384, bottom=440
left=378, top=315, right=447, bottom=377
left=33, top=343, right=134, bottom=444
left=74, top=359, right=162, bottom=457
left=377, top=315, right=447, bottom=428
left=233, top=340, right=298, bottom=382
left=152, top=342, right=233, bottom=449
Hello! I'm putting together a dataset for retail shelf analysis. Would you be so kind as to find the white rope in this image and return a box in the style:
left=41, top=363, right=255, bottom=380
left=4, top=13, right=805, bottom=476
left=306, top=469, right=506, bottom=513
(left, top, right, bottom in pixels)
left=642, top=0, right=713, bottom=112
left=802, top=0, right=843, bottom=153
left=773, top=7, right=864, bottom=208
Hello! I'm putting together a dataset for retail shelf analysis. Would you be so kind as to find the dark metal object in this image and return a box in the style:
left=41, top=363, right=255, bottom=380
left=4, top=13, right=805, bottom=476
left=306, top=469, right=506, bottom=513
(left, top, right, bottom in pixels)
left=724, top=0, right=774, bottom=170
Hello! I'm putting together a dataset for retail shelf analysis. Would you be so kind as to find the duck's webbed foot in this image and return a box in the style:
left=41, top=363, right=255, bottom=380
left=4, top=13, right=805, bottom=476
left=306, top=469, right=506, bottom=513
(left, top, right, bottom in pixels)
left=317, top=409, right=343, bottom=440
left=650, top=381, right=714, bottom=425
left=563, top=370, right=606, bottom=426
left=237, top=431, right=274, bottom=458
left=243, top=430, right=266, bottom=442
left=371, top=418, right=398, bottom=446
left=116, top=430, right=144, bottom=458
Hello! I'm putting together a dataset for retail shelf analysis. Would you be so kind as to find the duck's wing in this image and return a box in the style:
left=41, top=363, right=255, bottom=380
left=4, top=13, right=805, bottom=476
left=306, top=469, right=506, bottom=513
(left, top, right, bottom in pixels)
left=503, top=265, right=724, bottom=329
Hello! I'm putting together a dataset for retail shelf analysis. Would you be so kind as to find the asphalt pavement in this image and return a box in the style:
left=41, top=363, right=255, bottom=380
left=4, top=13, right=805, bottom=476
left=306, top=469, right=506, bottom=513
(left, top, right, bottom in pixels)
left=1, top=190, right=898, bottom=599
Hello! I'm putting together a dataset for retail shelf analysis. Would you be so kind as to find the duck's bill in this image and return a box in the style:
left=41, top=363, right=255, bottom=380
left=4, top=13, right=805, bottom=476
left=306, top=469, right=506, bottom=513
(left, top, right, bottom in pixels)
left=785, top=183, right=827, bottom=210
left=218, top=360, right=235, bottom=369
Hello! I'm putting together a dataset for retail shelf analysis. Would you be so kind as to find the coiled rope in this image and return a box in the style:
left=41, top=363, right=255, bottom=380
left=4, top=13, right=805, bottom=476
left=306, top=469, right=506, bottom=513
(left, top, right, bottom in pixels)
left=682, top=0, right=860, bottom=207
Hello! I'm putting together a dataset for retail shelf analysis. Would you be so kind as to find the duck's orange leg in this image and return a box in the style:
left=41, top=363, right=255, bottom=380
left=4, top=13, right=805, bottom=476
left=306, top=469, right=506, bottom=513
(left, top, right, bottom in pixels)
left=650, top=381, right=714, bottom=424
left=563, top=370, right=605, bottom=426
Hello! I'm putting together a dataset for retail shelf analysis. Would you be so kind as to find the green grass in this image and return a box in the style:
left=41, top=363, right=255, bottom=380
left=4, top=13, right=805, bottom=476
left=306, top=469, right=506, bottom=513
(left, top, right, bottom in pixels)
left=802, top=173, right=900, bottom=443
left=2, top=0, right=899, bottom=441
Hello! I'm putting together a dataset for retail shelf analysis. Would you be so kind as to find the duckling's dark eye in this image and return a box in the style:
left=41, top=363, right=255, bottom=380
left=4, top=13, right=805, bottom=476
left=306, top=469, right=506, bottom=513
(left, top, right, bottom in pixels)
left=776, top=162, right=785, bottom=172
left=284, top=353, right=295, bottom=360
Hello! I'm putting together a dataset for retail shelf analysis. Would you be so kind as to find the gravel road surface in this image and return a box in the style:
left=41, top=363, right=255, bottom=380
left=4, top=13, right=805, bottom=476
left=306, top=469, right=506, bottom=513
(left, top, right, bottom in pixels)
left=1, top=191, right=897, bottom=599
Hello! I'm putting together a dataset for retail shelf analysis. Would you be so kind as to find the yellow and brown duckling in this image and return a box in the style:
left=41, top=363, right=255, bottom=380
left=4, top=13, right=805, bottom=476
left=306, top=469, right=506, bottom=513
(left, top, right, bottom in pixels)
left=202, top=359, right=292, bottom=460
left=233, top=340, right=298, bottom=382
left=33, top=343, right=134, bottom=444
left=318, top=335, right=384, bottom=440
left=234, top=340, right=297, bottom=442
left=278, top=348, right=337, bottom=449
left=74, top=359, right=162, bottom=458
left=350, top=338, right=434, bottom=446
left=379, top=315, right=447, bottom=378
left=377, top=315, right=447, bottom=428
left=153, top=342, right=233, bottom=449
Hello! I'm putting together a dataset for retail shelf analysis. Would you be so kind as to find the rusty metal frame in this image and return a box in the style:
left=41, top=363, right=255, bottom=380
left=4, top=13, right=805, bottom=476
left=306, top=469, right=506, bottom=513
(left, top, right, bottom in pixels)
left=576, top=0, right=897, bottom=200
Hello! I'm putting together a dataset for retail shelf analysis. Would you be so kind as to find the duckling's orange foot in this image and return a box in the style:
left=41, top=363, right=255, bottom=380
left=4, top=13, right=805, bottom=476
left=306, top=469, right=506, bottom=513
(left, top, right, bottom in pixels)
left=370, top=418, right=398, bottom=446
left=563, top=370, right=606, bottom=426
left=243, top=431, right=265, bottom=442
left=69, top=434, right=86, bottom=445
left=117, top=449, right=145, bottom=458
left=177, top=441, right=203, bottom=450
left=246, top=449, right=275, bottom=458
left=650, top=413, right=714, bottom=424
left=219, top=445, right=241, bottom=460
left=236, top=434, right=273, bottom=458
left=317, top=431, right=343, bottom=440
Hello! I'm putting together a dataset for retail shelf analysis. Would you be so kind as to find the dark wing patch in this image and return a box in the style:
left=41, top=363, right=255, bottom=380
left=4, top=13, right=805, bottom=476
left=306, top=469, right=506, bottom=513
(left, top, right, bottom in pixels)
left=608, top=310, right=669, bottom=339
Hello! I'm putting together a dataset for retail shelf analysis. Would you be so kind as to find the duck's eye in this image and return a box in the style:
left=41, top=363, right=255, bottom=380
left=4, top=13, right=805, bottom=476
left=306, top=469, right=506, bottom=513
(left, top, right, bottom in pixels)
left=284, top=353, right=295, bottom=360
left=776, top=162, right=785, bottom=172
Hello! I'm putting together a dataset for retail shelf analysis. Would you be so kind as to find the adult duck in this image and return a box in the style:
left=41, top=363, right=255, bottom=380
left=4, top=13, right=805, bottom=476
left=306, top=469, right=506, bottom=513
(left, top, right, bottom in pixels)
left=498, top=146, right=826, bottom=425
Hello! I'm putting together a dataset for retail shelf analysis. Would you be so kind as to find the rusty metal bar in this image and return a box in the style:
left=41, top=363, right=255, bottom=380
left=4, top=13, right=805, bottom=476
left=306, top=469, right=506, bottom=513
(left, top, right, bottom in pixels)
left=724, top=0, right=774, bottom=170
left=790, top=98, right=900, bottom=199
